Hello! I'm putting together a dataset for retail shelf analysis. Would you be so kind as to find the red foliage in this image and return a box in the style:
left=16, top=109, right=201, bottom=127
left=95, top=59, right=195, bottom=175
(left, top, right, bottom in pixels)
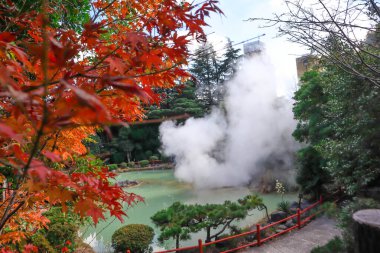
left=0, top=0, right=222, bottom=247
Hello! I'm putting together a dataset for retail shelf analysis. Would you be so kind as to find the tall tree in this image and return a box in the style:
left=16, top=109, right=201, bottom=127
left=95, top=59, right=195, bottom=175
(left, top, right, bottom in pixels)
left=190, top=40, right=241, bottom=110
left=294, top=64, right=380, bottom=196
left=0, top=0, right=222, bottom=249
left=293, top=71, right=332, bottom=197
left=190, top=43, right=222, bottom=109
left=220, top=38, right=241, bottom=81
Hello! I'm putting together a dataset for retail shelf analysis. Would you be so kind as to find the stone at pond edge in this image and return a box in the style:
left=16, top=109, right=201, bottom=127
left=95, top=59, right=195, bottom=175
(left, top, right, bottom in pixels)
left=353, top=209, right=380, bottom=253
left=117, top=180, right=139, bottom=188
left=285, top=220, right=294, bottom=228
left=271, top=211, right=287, bottom=222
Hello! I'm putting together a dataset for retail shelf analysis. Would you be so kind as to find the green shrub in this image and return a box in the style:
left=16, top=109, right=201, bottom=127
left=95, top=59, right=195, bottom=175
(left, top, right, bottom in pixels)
left=338, top=198, right=380, bottom=252
left=112, top=152, right=125, bottom=164
left=139, top=160, right=149, bottom=167
left=120, top=162, right=128, bottom=168
left=277, top=200, right=291, bottom=214
left=145, top=150, right=153, bottom=158
left=108, top=164, right=118, bottom=171
left=311, top=236, right=344, bottom=253
left=46, top=222, right=78, bottom=249
left=112, top=224, right=154, bottom=253
left=320, top=202, right=338, bottom=218
left=31, top=233, right=57, bottom=253
left=127, top=161, right=136, bottom=168
left=149, top=156, right=159, bottom=161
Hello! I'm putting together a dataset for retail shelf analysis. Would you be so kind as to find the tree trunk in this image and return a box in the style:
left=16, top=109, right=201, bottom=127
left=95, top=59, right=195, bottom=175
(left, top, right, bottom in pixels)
left=353, top=209, right=380, bottom=253
left=176, top=235, right=180, bottom=249
left=206, top=227, right=211, bottom=243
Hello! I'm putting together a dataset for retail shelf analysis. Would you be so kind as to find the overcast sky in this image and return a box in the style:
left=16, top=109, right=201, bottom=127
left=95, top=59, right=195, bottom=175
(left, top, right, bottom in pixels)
left=195, top=0, right=308, bottom=96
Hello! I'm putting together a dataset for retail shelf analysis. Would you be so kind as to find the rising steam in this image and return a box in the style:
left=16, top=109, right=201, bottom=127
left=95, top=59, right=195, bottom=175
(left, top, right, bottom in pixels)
left=159, top=54, right=298, bottom=189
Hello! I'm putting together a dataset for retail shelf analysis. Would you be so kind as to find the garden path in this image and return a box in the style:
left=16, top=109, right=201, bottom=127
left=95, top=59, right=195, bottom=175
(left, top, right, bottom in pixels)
left=241, top=216, right=341, bottom=253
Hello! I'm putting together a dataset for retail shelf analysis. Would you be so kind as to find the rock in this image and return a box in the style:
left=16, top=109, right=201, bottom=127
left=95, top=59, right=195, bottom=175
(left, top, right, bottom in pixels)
left=290, top=201, right=299, bottom=209
left=300, top=200, right=312, bottom=210
left=285, top=220, right=294, bottom=228
left=117, top=180, right=139, bottom=188
left=271, top=211, right=287, bottom=222
left=277, top=224, right=288, bottom=230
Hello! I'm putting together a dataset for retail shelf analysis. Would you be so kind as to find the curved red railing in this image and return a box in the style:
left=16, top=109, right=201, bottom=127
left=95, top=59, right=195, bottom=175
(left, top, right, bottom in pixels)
left=128, top=196, right=324, bottom=253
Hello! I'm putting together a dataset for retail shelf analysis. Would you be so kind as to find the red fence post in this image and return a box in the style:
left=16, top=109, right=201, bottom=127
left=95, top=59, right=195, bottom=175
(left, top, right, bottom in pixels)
left=297, top=208, right=301, bottom=229
left=127, top=250, right=131, bottom=253
left=256, top=224, right=261, bottom=246
left=198, top=239, right=203, bottom=253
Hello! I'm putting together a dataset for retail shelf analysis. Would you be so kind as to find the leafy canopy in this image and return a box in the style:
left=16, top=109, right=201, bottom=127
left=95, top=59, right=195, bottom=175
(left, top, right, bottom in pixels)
left=0, top=0, right=222, bottom=249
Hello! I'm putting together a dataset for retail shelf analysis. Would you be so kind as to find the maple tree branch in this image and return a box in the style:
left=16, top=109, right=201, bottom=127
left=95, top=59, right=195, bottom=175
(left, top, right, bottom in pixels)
left=0, top=200, right=26, bottom=234
left=91, top=0, right=118, bottom=23
left=0, top=191, right=18, bottom=232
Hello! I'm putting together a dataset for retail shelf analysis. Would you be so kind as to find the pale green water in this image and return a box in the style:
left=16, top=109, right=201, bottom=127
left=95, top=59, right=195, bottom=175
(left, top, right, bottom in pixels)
left=81, top=170, right=296, bottom=252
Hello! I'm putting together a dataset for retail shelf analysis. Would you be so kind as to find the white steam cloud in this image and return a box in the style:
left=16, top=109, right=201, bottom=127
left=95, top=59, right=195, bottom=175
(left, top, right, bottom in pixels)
left=160, top=54, right=298, bottom=189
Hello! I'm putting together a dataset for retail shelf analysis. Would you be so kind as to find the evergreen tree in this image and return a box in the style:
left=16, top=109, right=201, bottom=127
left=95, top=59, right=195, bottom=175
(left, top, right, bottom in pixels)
left=190, top=39, right=241, bottom=111
left=293, top=71, right=332, bottom=197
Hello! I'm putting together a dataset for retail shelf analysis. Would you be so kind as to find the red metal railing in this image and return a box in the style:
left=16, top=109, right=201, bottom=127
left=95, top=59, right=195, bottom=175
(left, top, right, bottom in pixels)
left=129, top=196, right=323, bottom=253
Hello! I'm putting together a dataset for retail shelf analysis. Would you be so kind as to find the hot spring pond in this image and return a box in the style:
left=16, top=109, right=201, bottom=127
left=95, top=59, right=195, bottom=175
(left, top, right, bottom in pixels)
left=81, top=170, right=296, bottom=252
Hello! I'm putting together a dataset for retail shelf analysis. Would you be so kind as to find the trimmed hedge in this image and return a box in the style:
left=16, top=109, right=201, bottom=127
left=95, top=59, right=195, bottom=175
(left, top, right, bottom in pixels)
left=149, top=156, right=159, bottom=161
left=127, top=161, right=136, bottom=167
left=108, top=164, right=118, bottom=171
left=139, top=160, right=149, bottom=167
left=112, top=224, right=154, bottom=253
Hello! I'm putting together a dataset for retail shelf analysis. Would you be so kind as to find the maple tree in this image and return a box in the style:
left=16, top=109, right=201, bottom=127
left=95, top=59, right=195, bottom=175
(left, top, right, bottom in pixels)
left=0, top=0, right=222, bottom=250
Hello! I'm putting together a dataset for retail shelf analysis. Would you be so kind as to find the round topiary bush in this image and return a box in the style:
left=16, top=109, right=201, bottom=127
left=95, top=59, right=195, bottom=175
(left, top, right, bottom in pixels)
left=112, top=224, right=154, bottom=253
left=127, top=161, right=136, bottom=168
left=139, top=160, right=150, bottom=167
left=149, top=155, right=159, bottom=161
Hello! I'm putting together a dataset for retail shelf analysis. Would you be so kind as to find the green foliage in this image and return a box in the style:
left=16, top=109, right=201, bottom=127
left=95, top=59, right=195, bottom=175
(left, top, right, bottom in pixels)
left=149, top=82, right=205, bottom=119
left=108, top=164, right=118, bottom=171
left=277, top=200, right=291, bottom=214
left=338, top=198, right=380, bottom=252
left=29, top=206, right=83, bottom=252
left=139, top=160, right=150, bottom=167
left=30, top=234, right=57, bottom=253
left=318, top=63, right=380, bottom=195
left=86, top=82, right=205, bottom=163
left=311, top=236, right=344, bottom=253
left=189, top=40, right=241, bottom=110
left=152, top=195, right=264, bottom=247
left=46, top=222, right=77, bottom=249
left=112, top=224, right=154, bottom=253
left=293, top=71, right=331, bottom=197
left=74, top=155, right=104, bottom=173
left=127, top=162, right=136, bottom=168
left=120, top=162, right=128, bottom=168
left=151, top=202, right=193, bottom=248
left=2, top=0, right=91, bottom=33
left=294, top=60, right=380, bottom=195
left=112, top=152, right=125, bottom=164
left=149, top=156, right=159, bottom=161
left=319, top=202, right=338, bottom=219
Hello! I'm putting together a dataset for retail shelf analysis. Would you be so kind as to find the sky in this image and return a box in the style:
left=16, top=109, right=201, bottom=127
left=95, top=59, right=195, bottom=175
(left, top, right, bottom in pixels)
left=191, top=0, right=310, bottom=96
